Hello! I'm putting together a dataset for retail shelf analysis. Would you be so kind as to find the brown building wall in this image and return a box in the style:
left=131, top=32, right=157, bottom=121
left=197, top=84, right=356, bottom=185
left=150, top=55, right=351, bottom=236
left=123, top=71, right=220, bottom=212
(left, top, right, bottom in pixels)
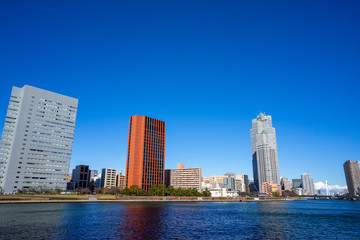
left=125, top=115, right=145, bottom=188
left=165, top=166, right=202, bottom=192
left=125, top=115, right=166, bottom=191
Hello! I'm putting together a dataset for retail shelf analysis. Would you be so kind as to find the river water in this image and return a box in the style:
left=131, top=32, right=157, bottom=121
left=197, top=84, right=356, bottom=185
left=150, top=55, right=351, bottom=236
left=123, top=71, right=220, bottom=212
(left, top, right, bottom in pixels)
left=0, top=200, right=359, bottom=239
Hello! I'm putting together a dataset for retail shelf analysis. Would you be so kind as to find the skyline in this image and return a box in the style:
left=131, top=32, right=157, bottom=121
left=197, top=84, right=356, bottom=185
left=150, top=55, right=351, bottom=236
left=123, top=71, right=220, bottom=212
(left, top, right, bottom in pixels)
left=1, top=1, right=360, bottom=189
left=0, top=84, right=352, bottom=192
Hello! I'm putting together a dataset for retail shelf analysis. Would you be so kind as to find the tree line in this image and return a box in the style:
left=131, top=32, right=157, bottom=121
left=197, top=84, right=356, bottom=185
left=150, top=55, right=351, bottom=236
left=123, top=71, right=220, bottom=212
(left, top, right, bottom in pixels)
left=96, top=184, right=211, bottom=197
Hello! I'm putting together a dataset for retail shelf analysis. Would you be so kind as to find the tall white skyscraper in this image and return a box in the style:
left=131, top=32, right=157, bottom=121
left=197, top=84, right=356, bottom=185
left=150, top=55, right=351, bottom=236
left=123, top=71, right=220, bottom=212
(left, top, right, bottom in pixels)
left=250, top=113, right=280, bottom=192
left=0, top=85, right=78, bottom=193
left=301, top=173, right=315, bottom=195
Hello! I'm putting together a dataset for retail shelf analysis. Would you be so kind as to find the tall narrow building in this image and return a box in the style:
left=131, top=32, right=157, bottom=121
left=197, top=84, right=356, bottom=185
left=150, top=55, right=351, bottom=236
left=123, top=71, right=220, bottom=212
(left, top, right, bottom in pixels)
left=251, top=113, right=280, bottom=192
left=343, top=160, right=360, bottom=196
left=0, top=85, right=78, bottom=193
left=125, top=115, right=166, bottom=191
left=301, top=173, right=315, bottom=195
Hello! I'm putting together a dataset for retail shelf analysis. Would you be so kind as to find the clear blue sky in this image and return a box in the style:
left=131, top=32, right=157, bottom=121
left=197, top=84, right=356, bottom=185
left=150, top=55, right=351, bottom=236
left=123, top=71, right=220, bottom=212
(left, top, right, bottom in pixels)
left=1, top=1, right=359, bottom=187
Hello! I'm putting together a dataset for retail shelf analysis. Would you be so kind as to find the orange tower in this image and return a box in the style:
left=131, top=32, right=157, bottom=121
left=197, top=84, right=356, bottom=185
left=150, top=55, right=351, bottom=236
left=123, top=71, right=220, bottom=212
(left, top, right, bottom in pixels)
left=125, top=115, right=166, bottom=191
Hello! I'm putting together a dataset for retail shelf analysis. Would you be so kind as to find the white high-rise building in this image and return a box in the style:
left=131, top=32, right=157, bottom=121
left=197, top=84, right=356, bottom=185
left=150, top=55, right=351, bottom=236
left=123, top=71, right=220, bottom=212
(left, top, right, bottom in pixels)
left=0, top=85, right=78, bottom=193
left=301, top=173, right=315, bottom=195
left=250, top=113, right=280, bottom=192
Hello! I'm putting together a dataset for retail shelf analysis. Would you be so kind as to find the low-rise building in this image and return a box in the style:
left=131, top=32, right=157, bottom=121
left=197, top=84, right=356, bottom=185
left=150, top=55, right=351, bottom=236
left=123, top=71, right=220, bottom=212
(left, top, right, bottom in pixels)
left=235, top=174, right=249, bottom=193
left=101, top=168, right=117, bottom=188
left=201, top=177, right=212, bottom=190
left=165, top=163, right=201, bottom=192
left=281, top=177, right=292, bottom=191
left=201, top=176, right=228, bottom=190
left=68, top=165, right=90, bottom=190
left=210, top=188, right=238, bottom=197
left=116, top=172, right=125, bottom=189
left=292, top=179, right=302, bottom=189
left=224, top=175, right=236, bottom=191
left=262, top=181, right=281, bottom=196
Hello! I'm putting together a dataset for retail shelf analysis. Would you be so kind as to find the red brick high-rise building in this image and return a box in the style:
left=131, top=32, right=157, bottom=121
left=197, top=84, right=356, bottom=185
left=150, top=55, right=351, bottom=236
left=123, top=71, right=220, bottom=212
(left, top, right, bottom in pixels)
left=125, top=115, right=166, bottom=191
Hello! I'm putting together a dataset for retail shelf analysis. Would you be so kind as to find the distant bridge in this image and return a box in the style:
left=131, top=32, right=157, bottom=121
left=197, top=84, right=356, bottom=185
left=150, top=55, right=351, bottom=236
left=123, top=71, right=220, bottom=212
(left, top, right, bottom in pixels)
left=299, top=195, right=360, bottom=200
left=299, top=195, right=332, bottom=199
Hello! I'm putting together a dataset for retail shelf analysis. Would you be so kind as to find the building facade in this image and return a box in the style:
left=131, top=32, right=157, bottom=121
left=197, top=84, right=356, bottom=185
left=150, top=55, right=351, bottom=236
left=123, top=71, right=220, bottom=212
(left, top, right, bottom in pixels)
left=101, top=168, right=117, bottom=188
left=281, top=177, right=292, bottom=191
left=235, top=174, right=250, bottom=193
left=116, top=171, right=125, bottom=189
left=89, top=173, right=101, bottom=191
left=262, top=181, right=282, bottom=197
left=343, top=160, right=360, bottom=196
left=292, top=179, right=302, bottom=189
left=223, top=172, right=235, bottom=191
left=68, top=165, right=90, bottom=190
left=301, top=173, right=315, bottom=195
left=165, top=163, right=202, bottom=192
left=0, top=85, right=78, bottom=194
left=224, top=175, right=236, bottom=191
left=201, top=176, right=227, bottom=189
left=251, top=113, right=280, bottom=192
left=125, top=115, right=166, bottom=191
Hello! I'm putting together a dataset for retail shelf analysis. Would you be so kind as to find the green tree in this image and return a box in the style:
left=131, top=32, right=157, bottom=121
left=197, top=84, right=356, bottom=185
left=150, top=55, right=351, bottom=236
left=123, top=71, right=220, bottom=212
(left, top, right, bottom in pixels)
left=138, top=189, right=149, bottom=196
left=129, top=185, right=140, bottom=196
left=165, top=185, right=175, bottom=196
left=122, top=187, right=131, bottom=195
left=272, top=192, right=279, bottom=197
left=149, top=184, right=166, bottom=196
left=202, top=188, right=211, bottom=197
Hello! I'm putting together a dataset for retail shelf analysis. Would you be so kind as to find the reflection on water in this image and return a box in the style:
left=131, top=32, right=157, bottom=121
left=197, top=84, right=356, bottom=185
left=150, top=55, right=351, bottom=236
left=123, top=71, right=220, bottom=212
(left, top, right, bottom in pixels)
left=0, top=200, right=359, bottom=239
left=116, top=203, right=164, bottom=239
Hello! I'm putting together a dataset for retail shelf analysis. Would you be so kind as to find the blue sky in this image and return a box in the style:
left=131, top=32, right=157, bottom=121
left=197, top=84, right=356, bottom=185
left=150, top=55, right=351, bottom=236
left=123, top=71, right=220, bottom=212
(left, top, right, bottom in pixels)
left=1, top=1, right=359, bottom=187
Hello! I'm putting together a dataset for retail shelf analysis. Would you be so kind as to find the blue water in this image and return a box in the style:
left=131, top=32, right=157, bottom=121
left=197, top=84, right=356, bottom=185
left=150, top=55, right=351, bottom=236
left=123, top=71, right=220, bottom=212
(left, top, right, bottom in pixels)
left=0, top=200, right=359, bottom=239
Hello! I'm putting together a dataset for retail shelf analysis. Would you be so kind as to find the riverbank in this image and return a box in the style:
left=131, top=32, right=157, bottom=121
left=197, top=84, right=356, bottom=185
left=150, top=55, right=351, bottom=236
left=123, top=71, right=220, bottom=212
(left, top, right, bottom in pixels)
left=0, top=194, right=303, bottom=203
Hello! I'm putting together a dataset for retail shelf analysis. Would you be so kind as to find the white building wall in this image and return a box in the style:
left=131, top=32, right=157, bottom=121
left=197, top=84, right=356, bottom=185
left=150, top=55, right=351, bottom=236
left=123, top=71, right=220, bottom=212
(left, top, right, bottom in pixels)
left=0, top=85, right=78, bottom=193
left=210, top=188, right=239, bottom=197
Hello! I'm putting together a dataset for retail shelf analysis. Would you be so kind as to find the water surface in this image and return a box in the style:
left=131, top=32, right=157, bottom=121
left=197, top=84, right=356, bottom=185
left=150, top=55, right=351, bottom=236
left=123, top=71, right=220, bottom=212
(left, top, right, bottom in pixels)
left=0, top=200, right=359, bottom=239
